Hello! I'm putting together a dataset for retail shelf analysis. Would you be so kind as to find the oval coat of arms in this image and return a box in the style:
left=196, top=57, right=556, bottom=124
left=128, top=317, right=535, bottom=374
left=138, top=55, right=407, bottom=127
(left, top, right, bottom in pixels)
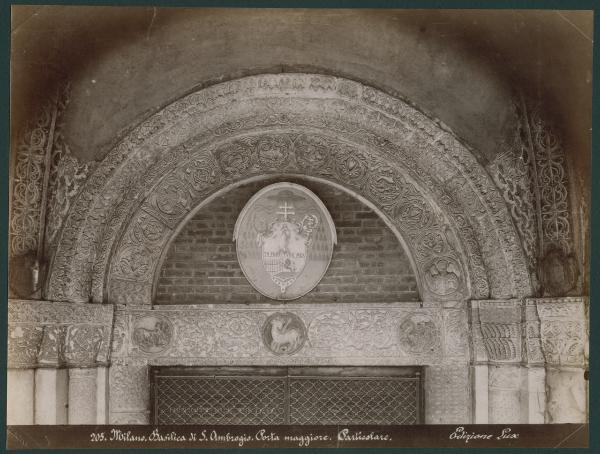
left=234, top=182, right=337, bottom=300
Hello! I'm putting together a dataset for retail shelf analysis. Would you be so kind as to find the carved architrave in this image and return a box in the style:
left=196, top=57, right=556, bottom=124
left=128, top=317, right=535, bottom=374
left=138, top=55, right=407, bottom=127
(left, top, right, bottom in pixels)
left=443, top=308, right=469, bottom=358
left=7, top=299, right=114, bottom=369
left=112, top=302, right=454, bottom=366
left=46, top=74, right=532, bottom=306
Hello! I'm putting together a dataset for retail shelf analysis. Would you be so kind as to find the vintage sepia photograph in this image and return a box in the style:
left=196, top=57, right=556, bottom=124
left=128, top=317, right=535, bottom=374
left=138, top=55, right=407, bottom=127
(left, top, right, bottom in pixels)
left=6, top=4, right=591, bottom=449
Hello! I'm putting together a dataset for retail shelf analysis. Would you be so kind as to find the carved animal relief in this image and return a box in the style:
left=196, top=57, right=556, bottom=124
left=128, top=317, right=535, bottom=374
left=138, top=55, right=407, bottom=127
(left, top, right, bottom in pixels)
left=262, top=312, right=307, bottom=355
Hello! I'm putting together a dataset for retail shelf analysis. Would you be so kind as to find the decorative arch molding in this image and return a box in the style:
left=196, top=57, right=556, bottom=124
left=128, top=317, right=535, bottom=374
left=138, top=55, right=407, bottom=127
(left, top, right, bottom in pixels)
left=45, top=73, right=532, bottom=304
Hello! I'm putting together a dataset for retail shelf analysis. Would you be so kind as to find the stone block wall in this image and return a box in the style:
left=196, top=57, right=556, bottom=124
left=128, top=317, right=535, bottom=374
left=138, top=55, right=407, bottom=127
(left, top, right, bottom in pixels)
left=155, top=179, right=418, bottom=304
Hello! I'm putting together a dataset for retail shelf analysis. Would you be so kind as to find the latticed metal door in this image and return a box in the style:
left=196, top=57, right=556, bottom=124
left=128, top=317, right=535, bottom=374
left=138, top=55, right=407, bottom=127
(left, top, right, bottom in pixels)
left=152, top=366, right=422, bottom=425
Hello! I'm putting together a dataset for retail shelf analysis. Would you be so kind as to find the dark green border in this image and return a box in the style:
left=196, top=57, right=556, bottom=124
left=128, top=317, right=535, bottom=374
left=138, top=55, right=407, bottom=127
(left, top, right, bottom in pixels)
left=0, top=0, right=597, bottom=453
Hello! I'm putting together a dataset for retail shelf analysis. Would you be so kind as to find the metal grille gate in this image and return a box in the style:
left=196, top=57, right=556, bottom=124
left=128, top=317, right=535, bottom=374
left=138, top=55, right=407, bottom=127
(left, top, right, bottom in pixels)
left=152, top=367, right=422, bottom=425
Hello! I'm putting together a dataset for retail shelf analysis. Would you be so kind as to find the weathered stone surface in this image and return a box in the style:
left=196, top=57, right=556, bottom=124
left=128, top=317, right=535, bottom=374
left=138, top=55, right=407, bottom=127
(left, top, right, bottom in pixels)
left=545, top=368, right=587, bottom=423
left=112, top=302, right=465, bottom=366
left=68, top=368, right=97, bottom=424
left=424, top=364, right=471, bottom=424
left=533, top=297, right=588, bottom=367
left=7, top=299, right=114, bottom=368
left=471, top=297, right=589, bottom=424
left=45, top=74, right=532, bottom=306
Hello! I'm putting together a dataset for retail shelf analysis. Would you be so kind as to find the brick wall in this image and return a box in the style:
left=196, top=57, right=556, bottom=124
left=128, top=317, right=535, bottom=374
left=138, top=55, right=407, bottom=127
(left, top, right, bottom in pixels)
left=155, top=179, right=419, bottom=304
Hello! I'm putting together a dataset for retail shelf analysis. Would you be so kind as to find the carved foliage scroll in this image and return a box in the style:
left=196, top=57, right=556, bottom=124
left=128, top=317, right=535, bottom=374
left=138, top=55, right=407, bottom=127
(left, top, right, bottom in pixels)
left=107, top=132, right=468, bottom=305
left=111, top=303, right=464, bottom=365
left=47, top=74, right=532, bottom=305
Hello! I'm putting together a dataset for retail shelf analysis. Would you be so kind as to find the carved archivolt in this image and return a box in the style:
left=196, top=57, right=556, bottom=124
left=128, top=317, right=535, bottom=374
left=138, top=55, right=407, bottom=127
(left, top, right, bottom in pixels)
left=45, top=74, right=532, bottom=304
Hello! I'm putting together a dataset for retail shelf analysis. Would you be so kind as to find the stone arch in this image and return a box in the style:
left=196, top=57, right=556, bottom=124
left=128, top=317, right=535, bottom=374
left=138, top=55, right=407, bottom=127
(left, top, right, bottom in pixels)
left=150, top=174, right=426, bottom=304
left=45, top=73, right=532, bottom=304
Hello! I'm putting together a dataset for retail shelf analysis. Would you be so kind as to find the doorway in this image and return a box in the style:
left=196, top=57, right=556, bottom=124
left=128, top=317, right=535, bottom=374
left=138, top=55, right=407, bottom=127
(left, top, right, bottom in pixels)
left=151, top=366, right=423, bottom=425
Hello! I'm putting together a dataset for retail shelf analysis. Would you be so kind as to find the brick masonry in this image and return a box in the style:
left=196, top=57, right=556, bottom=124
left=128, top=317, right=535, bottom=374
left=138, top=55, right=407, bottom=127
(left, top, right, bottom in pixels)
left=155, top=179, right=419, bottom=304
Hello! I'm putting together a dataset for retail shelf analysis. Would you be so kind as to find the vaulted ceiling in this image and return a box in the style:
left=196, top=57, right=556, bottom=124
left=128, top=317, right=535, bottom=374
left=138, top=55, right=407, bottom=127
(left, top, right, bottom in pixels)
left=11, top=7, right=592, bottom=187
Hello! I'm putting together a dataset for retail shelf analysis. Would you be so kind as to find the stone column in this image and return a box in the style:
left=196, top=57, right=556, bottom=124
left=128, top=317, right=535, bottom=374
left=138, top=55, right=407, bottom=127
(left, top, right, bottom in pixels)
left=424, top=363, right=471, bottom=423
left=8, top=299, right=115, bottom=425
left=96, top=366, right=109, bottom=424
left=521, top=300, right=546, bottom=423
left=108, top=361, right=150, bottom=424
left=34, top=368, right=68, bottom=424
left=488, top=365, right=521, bottom=424
left=471, top=300, right=524, bottom=423
left=7, top=369, right=35, bottom=424
left=534, top=297, right=588, bottom=423
left=68, top=368, right=97, bottom=424
left=471, top=365, right=489, bottom=423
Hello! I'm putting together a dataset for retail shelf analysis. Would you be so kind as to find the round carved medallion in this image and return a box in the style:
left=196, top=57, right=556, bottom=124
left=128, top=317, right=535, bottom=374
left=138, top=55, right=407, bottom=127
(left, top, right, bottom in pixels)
left=234, top=182, right=337, bottom=300
left=423, top=256, right=463, bottom=296
left=132, top=315, right=173, bottom=354
left=262, top=312, right=307, bottom=355
left=398, top=314, right=439, bottom=354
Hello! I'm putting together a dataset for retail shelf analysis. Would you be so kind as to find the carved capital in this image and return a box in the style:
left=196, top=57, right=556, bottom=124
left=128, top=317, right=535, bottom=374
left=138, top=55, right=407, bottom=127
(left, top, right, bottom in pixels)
left=7, top=299, right=114, bottom=369
left=471, top=300, right=522, bottom=363
left=530, top=297, right=588, bottom=367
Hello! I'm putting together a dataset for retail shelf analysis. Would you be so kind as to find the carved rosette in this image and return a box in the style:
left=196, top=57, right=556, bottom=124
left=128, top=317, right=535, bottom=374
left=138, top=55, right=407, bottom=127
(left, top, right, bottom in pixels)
left=7, top=300, right=114, bottom=369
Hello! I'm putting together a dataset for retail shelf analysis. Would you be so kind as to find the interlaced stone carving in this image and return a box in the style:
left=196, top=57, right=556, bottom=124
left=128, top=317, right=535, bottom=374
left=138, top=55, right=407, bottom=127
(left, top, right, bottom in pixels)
left=7, top=299, right=113, bottom=369
left=489, top=99, right=577, bottom=296
left=10, top=97, right=55, bottom=257
left=46, top=74, right=532, bottom=305
left=487, top=109, right=538, bottom=276
left=533, top=297, right=587, bottom=367
left=45, top=83, right=96, bottom=256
